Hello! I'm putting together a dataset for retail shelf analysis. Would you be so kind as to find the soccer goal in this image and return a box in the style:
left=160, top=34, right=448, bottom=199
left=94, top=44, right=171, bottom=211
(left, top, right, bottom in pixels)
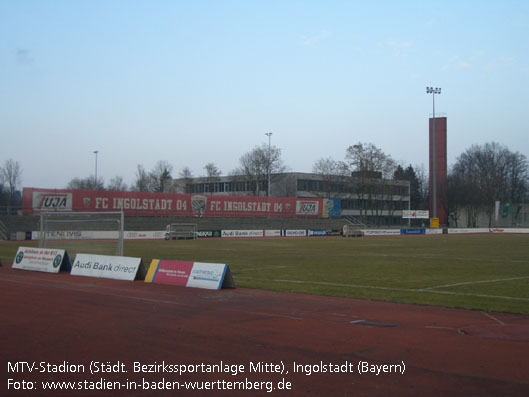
left=165, top=223, right=197, bottom=240
left=342, top=223, right=364, bottom=238
left=39, top=211, right=124, bottom=257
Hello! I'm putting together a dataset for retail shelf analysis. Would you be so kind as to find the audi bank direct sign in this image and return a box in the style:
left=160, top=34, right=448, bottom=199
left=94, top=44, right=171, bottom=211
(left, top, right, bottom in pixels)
left=23, top=188, right=340, bottom=218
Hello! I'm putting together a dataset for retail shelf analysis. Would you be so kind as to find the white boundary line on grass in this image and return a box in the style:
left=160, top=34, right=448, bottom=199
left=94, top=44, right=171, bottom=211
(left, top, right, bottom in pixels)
left=237, top=277, right=529, bottom=302
left=424, top=276, right=529, bottom=290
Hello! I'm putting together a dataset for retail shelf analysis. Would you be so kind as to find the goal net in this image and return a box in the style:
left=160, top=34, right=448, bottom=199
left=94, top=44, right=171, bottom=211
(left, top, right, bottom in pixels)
left=39, top=211, right=124, bottom=257
left=165, top=223, right=197, bottom=240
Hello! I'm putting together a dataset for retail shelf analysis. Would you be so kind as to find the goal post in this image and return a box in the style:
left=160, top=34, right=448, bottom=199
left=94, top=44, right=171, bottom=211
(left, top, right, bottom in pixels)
left=342, top=223, right=364, bottom=237
left=39, top=211, right=125, bottom=257
left=165, top=223, right=197, bottom=240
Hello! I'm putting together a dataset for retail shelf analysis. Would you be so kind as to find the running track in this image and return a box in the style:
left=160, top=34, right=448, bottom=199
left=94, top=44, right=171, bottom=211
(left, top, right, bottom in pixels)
left=2, top=265, right=529, bottom=396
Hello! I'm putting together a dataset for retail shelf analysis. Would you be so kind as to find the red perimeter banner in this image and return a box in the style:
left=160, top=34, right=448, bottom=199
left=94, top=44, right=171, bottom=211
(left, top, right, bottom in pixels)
left=22, top=188, right=330, bottom=218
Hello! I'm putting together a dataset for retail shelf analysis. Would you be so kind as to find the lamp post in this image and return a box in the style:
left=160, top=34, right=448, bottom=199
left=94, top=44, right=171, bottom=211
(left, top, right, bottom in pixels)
left=93, top=150, right=99, bottom=189
left=265, top=132, right=272, bottom=197
left=426, top=87, right=441, bottom=219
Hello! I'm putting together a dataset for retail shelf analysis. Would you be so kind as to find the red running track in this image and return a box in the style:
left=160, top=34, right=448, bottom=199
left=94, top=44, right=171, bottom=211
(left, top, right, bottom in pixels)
left=1, top=265, right=529, bottom=396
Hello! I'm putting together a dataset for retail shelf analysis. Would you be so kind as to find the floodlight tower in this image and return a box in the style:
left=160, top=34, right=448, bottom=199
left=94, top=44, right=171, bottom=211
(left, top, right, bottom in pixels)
left=265, top=132, right=272, bottom=196
left=93, top=150, right=99, bottom=188
left=426, top=87, right=441, bottom=219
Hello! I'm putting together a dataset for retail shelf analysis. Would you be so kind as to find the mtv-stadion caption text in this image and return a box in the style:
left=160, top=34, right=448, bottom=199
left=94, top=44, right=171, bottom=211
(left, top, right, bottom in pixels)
left=7, top=360, right=405, bottom=393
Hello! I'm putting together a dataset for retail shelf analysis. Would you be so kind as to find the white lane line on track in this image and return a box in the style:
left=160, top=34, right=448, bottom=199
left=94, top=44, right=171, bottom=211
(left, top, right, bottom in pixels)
left=480, top=311, right=505, bottom=326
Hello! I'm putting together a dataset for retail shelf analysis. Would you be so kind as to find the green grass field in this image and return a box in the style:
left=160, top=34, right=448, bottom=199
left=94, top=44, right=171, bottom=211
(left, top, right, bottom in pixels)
left=2, top=234, right=528, bottom=314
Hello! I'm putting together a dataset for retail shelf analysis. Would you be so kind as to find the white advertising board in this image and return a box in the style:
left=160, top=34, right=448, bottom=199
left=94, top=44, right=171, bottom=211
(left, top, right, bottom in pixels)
left=71, top=254, right=145, bottom=281
left=295, top=200, right=319, bottom=216
left=12, top=247, right=71, bottom=273
left=186, top=262, right=235, bottom=290
left=425, top=228, right=443, bottom=235
left=402, top=210, right=429, bottom=219
left=32, top=191, right=73, bottom=212
left=362, top=229, right=401, bottom=236
left=124, top=231, right=165, bottom=240
left=283, top=229, right=307, bottom=237
left=221, top=230, right=264, bottom=238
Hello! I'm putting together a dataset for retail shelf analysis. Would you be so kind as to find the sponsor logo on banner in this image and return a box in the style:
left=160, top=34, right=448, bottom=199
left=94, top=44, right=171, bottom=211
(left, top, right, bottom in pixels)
left=322, top=199, right=341, bottom=219
left=125, top=231, right=165, bottom=240
left=402, top=210, right=429, bottom=219
left=284, top=229, right=307, bottom=237
left=221, top=230, right=264, bottom=238
left=12, top=247, right=71, bottom=273
left=145, top=260, right=194, bottom=286
left=264, top=229, right=281, bottom=237
left=197, top=230, right=221, bottom=238
left=191, top=195, right=207, bottom=217
left=363, top=229, right=401, bottom=236
left=145, top=260, right=236, bottom=290
left=308, top=229, right=327, bottom=236
left=296, top=200, right=319, bottom=216
left=400, top=229, right=426, bottom=235
left=71, top=254, right=145, bottom=281
left=187, top=262, right=227, bottom=290
left=32, top=192, right=72, bottom=211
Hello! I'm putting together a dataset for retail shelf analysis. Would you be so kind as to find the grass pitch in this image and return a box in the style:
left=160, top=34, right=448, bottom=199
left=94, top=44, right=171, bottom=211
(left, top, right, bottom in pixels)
left=2, top=234, right=528, bottom=314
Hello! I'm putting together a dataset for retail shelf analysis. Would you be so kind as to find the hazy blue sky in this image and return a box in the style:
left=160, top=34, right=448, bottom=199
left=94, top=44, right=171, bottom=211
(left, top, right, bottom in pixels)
left=1, top=0, right=528, bottom=189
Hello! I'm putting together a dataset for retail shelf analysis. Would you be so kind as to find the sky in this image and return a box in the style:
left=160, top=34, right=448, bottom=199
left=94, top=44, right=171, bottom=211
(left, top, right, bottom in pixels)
left=1, top=0, right=528, bottom=189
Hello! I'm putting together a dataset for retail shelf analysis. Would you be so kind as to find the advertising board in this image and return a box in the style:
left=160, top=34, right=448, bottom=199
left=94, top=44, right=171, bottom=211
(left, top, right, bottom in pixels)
left=145, top=259, right=236, bottom=290
left=402, top=210, right=429, bottom=219
left=22, top=188, right=333, bottom=219
left=12, top=247, right=71, bottom=273
left=221, top=230, right=264, bottom=238
left=283, top=230, right=307, bottom=237
left=71, top=254, right=145, bottom=281
left=400, top=229, right=426, bottom=235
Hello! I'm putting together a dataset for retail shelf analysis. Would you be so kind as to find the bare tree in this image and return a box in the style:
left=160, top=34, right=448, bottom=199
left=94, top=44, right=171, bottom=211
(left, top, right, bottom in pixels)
left=345, top=142, right=396, bottom=178
left=176, top=166, right=194, bottom=193
left=1, top=159, right=22, bottom=213
left=311, top=157, right=348, bottom=198
left=179, top=167, right=193, bottom=179
left=150, top=160, right=173, bottom=193
left=107, top=176, right=128, bottom=191
left=343, top=143, right=397, bottom=225
left=203, top=163, right=221, bottom=179
left=450, top=142, right=528, bottom=227
left=66, top=176, right=104, bottom=190
left=133, top=164, right=153, bottom=192
left=233, top=144, right=287, bottom=196
left=201, top=163, right=222, bottom=194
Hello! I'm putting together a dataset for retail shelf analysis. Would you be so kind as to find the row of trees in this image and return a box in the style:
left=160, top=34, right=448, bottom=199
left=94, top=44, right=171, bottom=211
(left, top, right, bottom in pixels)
left=3, top=141, right=528, bottom=227
left=312, top=144, right=428, bottom=206
left=311, top=143, right=429, bottom=225
left=0, top=159, right=23, bottom=214
left=311, top=142, right=528, bottom=226
left=66, top=143, right=287, bottom=197
left=448, top=142, right=528, bottom=227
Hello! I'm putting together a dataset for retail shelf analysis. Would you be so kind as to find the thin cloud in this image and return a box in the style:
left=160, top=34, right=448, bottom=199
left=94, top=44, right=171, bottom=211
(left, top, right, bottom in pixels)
left=377, top=38, right=415, bottom=57
left=442, top=55, right=472, bottom=71
left=14, top=48, right=33, bottom=64
left=486, top=55, right=516, bottom=70
left=302, top=30, right=332, bottom=46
